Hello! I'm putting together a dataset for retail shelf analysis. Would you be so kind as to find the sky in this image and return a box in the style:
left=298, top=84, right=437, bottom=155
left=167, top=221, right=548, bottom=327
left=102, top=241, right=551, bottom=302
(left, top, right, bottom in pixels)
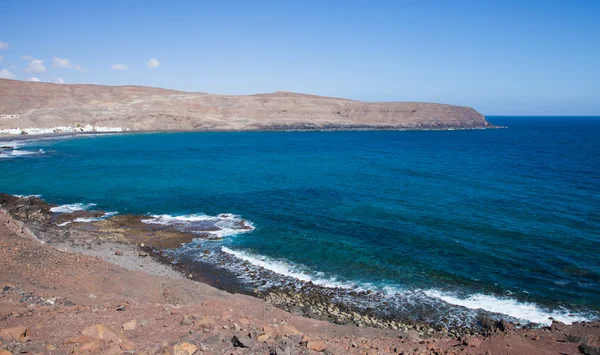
left=0, top=0, right=598, bottom=115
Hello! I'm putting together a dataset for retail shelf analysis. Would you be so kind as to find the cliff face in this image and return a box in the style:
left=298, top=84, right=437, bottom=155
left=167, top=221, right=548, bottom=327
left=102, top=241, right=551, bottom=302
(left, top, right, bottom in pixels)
left=0, top=79, right=491, bottom=131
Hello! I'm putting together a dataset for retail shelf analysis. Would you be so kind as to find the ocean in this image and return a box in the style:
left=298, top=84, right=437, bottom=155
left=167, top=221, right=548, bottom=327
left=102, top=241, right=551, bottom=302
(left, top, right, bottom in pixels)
left=1, top=116, right=599, bottom=326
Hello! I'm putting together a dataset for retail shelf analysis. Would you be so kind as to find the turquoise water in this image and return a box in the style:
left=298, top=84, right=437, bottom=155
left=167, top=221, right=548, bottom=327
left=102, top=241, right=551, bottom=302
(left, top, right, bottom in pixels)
left=1, top=117, right=599, bottom=325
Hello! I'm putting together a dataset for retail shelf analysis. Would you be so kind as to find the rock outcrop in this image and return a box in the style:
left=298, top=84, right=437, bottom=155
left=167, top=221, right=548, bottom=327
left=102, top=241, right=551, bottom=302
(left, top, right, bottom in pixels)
left=0, top=79, right=491, bottom=131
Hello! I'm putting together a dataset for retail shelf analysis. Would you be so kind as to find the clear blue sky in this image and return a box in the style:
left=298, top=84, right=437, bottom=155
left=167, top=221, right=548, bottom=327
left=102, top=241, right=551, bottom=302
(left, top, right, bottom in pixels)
left=1, top=0, right=598, bottom=115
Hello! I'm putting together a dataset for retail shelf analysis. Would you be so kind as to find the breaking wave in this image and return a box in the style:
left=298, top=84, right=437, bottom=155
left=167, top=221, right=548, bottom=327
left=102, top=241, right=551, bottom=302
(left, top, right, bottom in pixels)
left=141, top=213, right=255, bottom=238
left=218, top=247, right=594, bottom=326
left=50, top=203, right=97, bottom=213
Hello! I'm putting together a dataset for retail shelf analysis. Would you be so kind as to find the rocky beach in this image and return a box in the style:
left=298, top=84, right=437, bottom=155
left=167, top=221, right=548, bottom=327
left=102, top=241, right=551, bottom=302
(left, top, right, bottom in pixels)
left=1, top=193, right=600, bottom=355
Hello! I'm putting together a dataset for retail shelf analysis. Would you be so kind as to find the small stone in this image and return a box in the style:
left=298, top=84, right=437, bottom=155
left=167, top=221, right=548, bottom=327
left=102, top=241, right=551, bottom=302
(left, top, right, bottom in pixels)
left=307, top=340, right=328, bottom=352
left=88, top=293, right=97, bottom=299
left=173, top=342, right=197, bottom=355
left=140, top=243, right=145, bottom=247
left=115, top=250, right=123, bottom=256
left=139, top=319, right=149, bottom=327
left=399, top=330, right=420, bottom=341
left=116, top=305, right=126, bottom=311
left=78, top=341, right=101, bottom=352
left=276, top=346, right=293, bottom=355
left=232, top=335, right=255, bottom=348
left=138, top=251, right=148, bottom=257
left=463, top=337, right=481, bottom=348
left=64, top=299, right=75, bottom=307
left=257, top=333, right=270, bottom=341
left=123, top=320, right=137, bottom=331
left=203, top=335, right=220, bottom=345
left=180, top=315, right=193, bottom=326
left=0, top=326, right=27, bottom=341
left=280, top=325, right=301, bottom=336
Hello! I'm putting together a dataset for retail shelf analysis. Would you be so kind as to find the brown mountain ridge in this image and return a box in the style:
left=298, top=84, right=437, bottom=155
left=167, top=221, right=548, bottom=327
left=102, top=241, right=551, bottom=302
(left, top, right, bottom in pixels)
left=0, top=79, right=491, bottom=131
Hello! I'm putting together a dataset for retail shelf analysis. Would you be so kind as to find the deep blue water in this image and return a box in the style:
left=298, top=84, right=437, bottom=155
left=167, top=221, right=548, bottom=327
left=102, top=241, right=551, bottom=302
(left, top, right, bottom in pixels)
left=1, top=117, right=599, bottom=325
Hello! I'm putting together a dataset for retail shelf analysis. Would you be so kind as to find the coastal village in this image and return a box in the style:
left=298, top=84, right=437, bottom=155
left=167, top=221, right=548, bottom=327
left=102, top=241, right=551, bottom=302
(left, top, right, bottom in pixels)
left=0, top=124, right=126, bottom=135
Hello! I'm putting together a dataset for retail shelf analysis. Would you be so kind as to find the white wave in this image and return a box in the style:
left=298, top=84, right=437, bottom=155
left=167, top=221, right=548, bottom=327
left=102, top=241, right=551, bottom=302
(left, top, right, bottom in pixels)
left=0, top=149, right=40, bottom=159
left=220, top=246, right=592, bottom=325
left=423, top=290, right=590, bottom=325
left=56, top=221, right=71, bottom=227
left=0, top=141, right=23, bottom=149
left=50, top=203, right=97, bottom=213
left=14, top=194, right=42, bottom=198
left=221, top=247, right=355, bottom=289
left=142, top=213, right=255, bottom=238
left=73, top=211, right=118, bottom=223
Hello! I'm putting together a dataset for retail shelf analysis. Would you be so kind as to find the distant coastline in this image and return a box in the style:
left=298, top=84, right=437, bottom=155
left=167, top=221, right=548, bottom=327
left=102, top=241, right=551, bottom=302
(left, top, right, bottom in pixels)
left=0, top=124, right=506, bottom=144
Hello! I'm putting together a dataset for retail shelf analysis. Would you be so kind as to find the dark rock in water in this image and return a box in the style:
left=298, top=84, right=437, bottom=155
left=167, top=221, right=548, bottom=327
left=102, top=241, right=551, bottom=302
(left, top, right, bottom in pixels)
left=232, top=334, right=255, bottom=348
left=579, top=343, right=600, bottom=355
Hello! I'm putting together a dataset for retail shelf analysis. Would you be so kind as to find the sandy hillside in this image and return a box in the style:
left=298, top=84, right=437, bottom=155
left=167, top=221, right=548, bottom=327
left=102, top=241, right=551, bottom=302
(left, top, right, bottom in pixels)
left=0, top=79, right=490, bottom=131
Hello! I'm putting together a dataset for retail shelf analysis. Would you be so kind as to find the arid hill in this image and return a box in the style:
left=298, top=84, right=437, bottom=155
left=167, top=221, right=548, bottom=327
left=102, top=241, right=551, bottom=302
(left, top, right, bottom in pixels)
left=0, top=79, right=491, bottom=131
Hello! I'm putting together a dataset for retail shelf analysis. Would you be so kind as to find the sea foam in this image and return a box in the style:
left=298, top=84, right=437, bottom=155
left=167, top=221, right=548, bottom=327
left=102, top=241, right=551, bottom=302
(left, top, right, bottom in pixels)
left=142, top=213, right=255, bottom=238
left=423, top=290, right=589, bottom=326
left=221, top=247, right=355, bottom=289
left=50, top=203, right=97, bottom=213
left=219, top=246, right=593, bottom=326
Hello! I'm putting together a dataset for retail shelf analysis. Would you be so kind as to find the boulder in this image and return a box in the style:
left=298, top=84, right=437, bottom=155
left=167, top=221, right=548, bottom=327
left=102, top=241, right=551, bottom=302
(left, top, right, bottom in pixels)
left=579, top=344, right=600, bottom=355
left=565, top=334, right=588, bottom=344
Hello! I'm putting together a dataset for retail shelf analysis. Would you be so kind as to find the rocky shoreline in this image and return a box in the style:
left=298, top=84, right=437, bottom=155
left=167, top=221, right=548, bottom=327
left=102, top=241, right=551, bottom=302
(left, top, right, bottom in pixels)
left=0, top=194, right=592, bottom=334
left=2, top=193, right=600, bottom=354
left=0, top=193, right=482, bottom=337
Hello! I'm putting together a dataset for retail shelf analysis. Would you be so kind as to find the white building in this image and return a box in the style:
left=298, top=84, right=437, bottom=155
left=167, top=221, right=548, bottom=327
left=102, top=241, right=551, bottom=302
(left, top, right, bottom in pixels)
left=22, top=127, right=55, bottom=135
left=0, top=128, right=23, bottom=135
